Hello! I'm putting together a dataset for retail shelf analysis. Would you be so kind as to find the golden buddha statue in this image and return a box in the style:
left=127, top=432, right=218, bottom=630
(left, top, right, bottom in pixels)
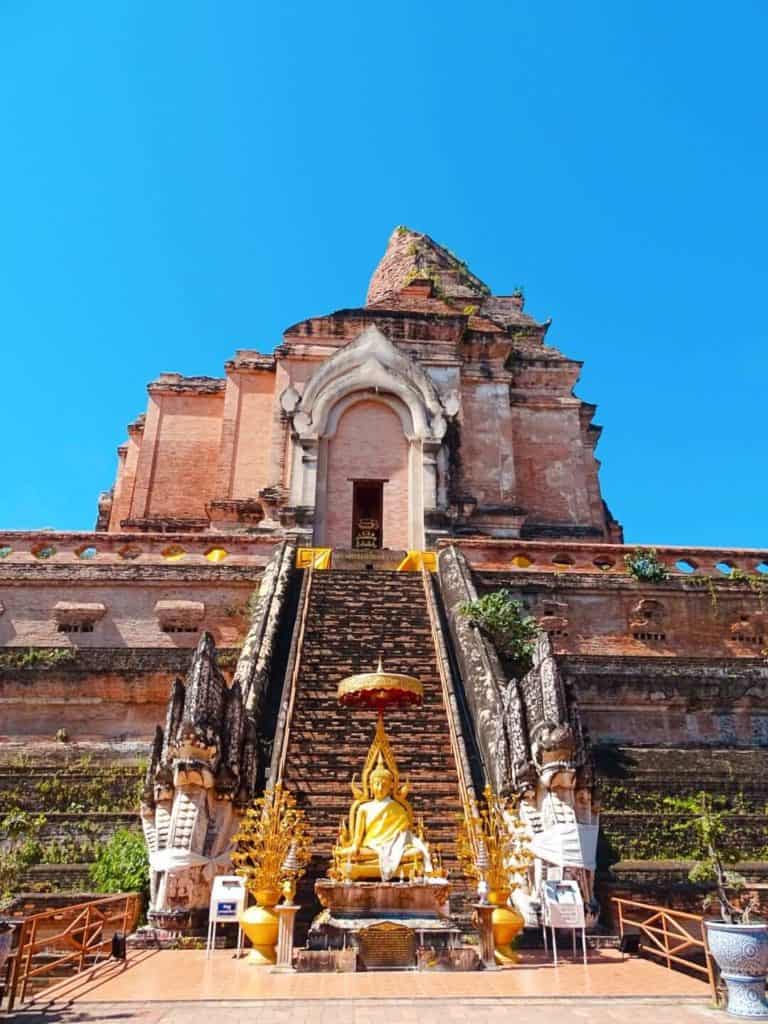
left=332, top=716, right=433, bottom=882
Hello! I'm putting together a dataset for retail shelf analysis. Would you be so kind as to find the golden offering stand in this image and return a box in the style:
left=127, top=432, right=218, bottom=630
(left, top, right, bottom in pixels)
left=309, top=658, right=469, bottom=969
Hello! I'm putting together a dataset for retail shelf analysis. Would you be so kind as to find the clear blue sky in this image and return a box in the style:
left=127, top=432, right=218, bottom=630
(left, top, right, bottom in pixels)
left=1, top=1, right=766, bottom=548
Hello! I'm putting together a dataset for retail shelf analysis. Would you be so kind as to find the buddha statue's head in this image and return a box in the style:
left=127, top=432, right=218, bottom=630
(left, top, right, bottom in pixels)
left=369, top=757, right=395, bottom=800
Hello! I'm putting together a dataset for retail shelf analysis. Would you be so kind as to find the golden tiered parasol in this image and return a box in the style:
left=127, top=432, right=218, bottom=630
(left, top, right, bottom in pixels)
left=337, top=655, right=423, bottom=711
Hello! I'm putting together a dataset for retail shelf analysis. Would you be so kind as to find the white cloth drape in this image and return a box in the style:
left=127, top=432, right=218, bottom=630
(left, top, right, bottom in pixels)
left=149, top=848, right=232, bottom=881
left=529, top=823, right=598, bottom=870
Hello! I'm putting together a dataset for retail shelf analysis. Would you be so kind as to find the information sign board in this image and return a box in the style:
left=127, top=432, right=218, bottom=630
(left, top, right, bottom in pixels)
left=206, top=875, right=246, bottom=957
left=541, top=879, right=587, bottom=964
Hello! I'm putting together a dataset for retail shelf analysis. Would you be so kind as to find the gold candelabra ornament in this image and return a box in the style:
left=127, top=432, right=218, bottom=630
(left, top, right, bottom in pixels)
left=231, top=783, right=312, bottom=964
left=280, top=843, right=301, bottom=905
left=456, top=785, right=533, bottom=964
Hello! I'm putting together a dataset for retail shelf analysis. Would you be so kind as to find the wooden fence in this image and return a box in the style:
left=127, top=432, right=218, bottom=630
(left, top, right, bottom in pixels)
left=1, top=892, right=140, bottom=1011
left=613, top=896, right=718, bottom=1003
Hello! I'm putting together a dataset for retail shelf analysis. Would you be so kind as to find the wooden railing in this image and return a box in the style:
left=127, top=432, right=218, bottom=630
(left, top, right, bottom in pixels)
left=613, top=897, right=717, bottom=1003
left=2, top=892, right=141, bottom=1011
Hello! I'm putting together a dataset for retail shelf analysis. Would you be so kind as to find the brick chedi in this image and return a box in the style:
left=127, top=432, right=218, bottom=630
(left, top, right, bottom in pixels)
left=103, top=226, right=621, bottom=547
left=1, top=227, right=767, bottom=925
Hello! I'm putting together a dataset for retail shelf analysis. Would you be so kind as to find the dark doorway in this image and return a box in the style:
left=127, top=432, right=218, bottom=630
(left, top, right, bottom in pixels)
left=352, top=480, right=383, bottom=549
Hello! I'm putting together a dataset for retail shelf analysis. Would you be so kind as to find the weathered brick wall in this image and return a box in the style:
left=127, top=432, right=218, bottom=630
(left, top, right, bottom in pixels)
left=229, top=373, right=275, bottom=499
left=0, top=647, right=238, bottom=741
left=128, top=389, right=224, bottom=522
left=476, top=566, right=768, bottom=662
left=509, top=405, right=599, bottom=525
left=458, top=378, right=517, bottom=507
left=0, top=579, right=252, bottom=649
left=597, top=746, right=768, bottom=807
left=108, top=427, right=142, bottom=530
left=599, top=812, right=768, bottom=862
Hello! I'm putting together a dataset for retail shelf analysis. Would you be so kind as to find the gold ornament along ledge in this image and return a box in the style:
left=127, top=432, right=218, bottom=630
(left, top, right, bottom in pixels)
left=295, top=548, right=436, bottom=572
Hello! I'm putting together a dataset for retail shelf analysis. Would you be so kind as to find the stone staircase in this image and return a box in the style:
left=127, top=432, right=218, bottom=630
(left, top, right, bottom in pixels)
left=278, top=569, right=470, bottom=932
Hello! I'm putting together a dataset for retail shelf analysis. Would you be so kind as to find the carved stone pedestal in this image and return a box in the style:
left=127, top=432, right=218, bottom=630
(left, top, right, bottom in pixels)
left=310, top=880, right=462, bottom=965
left=315, top=879, right=451, bottom=919
left=271, top=904, right=299, bottom=973
left=473, top=904, right=498, bottom=971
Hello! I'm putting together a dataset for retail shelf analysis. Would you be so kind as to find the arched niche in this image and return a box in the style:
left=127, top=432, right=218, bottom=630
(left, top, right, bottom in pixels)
left=284, top=326, right=451, bottom=548
left=319, top=396, right=412, bottom=549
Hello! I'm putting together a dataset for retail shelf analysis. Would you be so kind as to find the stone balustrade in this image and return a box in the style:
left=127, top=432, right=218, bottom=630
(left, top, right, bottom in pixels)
left=0, top=531, right=278, bottom=567
left=444, top=538, right=768, bottom=578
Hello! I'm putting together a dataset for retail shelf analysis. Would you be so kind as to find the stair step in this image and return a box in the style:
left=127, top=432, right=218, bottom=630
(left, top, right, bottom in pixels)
left=279, top=570, right=472, bottom=914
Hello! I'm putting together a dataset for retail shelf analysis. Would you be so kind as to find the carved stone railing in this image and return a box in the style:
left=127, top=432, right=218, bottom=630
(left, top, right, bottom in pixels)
left=0, top=530, right=279, bottom=567
left=441, top=538, right=768, bottom=577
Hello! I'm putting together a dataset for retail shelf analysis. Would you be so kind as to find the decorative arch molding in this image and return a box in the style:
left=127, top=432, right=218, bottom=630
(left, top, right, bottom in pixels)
left=281, top=325, right=456, bottom=547
left=324, top=390, right=414, bottom=440
left=283, top=325, right=447, bottom=443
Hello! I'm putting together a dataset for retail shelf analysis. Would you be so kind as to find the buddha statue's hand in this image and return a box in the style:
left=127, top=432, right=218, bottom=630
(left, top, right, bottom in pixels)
left=334, top=841, right=361, bottom=859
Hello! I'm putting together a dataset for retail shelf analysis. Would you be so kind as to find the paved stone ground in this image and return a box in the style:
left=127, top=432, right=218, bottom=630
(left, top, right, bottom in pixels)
left=5, top=948, right=722, bottom=1021
left=8, top=997, right=723, bottom=1024
left=10, top=999, right=729, bottom=1024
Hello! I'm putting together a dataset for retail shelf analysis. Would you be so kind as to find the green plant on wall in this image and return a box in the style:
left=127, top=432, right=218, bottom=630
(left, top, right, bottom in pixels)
left=689, top=573, right=720, bottom=613
left=624, top=547, right=668, bottom=583
left=598, top=787, right=768, bottom=865
left=729, top=569, right=768, bottom=612
left=686, top=567, right=768, bottom=624
left=0, top=840, right=45, bottom=906
left=459, top=588, right=540, bottom=672
left=0, top=647, right=78, bottom=671
left=90, top=829, right=149, bottom=906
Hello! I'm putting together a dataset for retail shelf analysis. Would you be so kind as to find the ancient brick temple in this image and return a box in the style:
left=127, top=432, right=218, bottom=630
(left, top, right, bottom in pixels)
left=101, top=226, right=622, bottom=548
left=1, top=227, right=767, bottom=922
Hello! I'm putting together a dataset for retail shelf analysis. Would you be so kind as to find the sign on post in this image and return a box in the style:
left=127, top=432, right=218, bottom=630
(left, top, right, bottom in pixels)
left=541, top=879, right=587, bottom=965
left=206, top=875, right=246, bottom=958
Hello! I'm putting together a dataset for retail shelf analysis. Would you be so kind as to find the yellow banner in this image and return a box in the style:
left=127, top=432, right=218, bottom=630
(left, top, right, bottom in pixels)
left=395, top=550, right=437, bottom=573
left=295, top=547, right=332, bottom=570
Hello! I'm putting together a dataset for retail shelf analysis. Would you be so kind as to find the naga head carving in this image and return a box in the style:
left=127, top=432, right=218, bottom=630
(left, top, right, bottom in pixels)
left=530, top=720, right=577, bottom=790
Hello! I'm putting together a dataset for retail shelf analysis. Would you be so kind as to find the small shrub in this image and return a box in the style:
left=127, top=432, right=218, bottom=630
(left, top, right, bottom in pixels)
left=90, top=829, right=149, bottom=906
left=624, top=547, right=668, bottom=583
left=459, top=589, right=540, bottom=672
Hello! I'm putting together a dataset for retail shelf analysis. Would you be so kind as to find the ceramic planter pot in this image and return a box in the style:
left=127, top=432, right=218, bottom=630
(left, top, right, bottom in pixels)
left=488, top=892, right=523, bottom=965
left=706, top=921, right=768, bottom=1018
left=240, top=902, right=279, bottom=965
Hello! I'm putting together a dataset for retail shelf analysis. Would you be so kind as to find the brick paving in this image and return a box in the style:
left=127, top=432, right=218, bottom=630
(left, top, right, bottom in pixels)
left=10, top=997, right=721, bottom=1024
left=7, top=948, right=720, bottom=1023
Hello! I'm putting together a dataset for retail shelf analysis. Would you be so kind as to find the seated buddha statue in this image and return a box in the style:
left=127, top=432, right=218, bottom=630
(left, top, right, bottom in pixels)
left=333, top=750, right=433, bottom=882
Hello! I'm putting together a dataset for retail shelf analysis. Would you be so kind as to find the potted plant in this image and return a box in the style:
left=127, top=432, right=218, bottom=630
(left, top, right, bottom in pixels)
left=689, top=796, right=767, bottom=1018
